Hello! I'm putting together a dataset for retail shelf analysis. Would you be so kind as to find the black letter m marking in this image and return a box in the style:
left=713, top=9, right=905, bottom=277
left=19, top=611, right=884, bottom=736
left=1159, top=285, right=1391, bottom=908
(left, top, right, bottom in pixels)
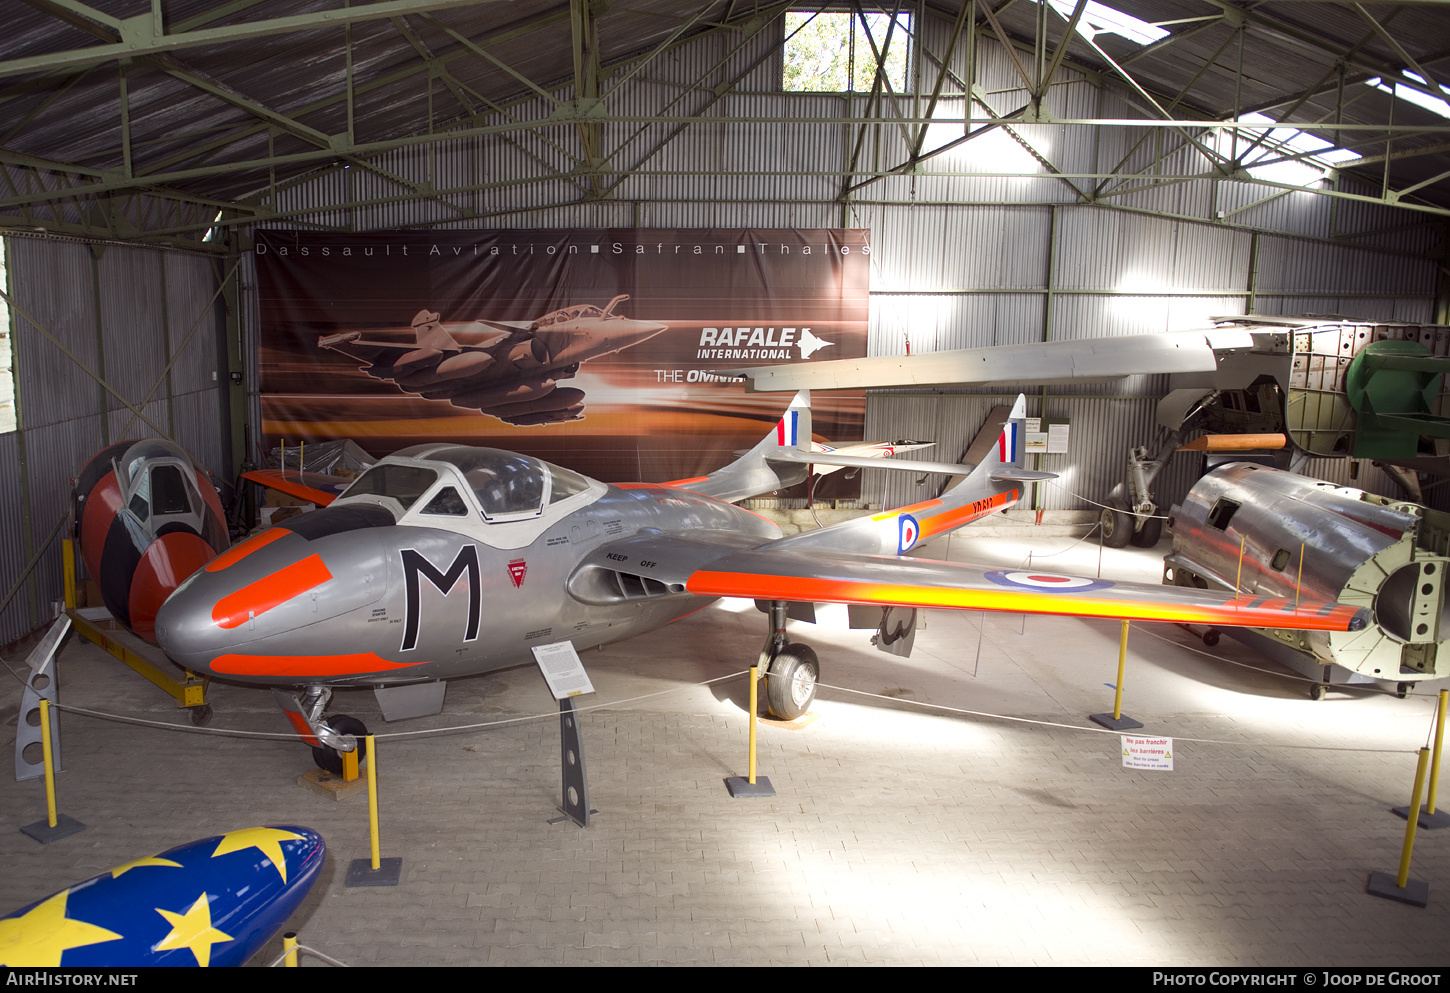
left=401, top=546, right=481, bottom=651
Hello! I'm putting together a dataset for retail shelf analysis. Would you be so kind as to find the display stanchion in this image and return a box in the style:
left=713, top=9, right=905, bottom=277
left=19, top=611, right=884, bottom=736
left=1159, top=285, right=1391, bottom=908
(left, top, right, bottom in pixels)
left=1370, top=747, right=1431, bottom=907
left=1394, top=689, right=1449, bottom=829
left=346, top=734, right=400, bottom=886
left=727, top=665, right=776, bottom=798
left=21, top=699, right=85, bottom=844
left=1090, top=620, right=1143, bottom=731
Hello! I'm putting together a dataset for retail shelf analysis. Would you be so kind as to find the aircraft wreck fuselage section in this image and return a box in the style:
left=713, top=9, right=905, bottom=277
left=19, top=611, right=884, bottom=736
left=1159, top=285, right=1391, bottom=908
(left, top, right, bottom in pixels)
left=1165, top=462, right=1449, bottom=682
left=156, top=475, right=778, bottom=687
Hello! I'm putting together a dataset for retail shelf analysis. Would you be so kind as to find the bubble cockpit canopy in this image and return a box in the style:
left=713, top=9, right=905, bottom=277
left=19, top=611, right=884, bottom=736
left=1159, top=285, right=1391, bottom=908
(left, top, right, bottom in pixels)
left=348, top=446, right=593, bottom=522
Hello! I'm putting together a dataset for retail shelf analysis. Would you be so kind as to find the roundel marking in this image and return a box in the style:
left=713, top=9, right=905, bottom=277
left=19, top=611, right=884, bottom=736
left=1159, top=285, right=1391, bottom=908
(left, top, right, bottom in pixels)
left=897, top=514, right=920, bottom=554
left=984, top=569, right=1115, bottom=593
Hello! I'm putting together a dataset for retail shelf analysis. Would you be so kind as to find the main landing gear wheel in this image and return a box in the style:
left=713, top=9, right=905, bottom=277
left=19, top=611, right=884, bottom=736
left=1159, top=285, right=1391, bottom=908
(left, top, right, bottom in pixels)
left=765, top=644, right=819, bottom=720
left=1099, top=500, right=1131, bottom=548
left=1129, top=513, right=1164, bottom=548
left=311, top=714, right=368, bottom=774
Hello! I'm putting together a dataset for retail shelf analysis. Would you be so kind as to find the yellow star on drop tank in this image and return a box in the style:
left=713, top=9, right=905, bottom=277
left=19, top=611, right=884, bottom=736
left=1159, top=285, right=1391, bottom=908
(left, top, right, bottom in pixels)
left=210, top=826, right=306, bottom=882
left=153, top=893, right=234, bottom=968
left=0, top=890, right=122, bottom=967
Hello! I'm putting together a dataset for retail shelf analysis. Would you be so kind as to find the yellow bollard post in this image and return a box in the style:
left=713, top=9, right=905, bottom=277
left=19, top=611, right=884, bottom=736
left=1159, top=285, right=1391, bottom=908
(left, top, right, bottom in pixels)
left=283, top=932, right=298, bottom=967
left=1113, top=620, right=1129, bottom=721
left=1370, top=748, right=1432, bottom=905
left=21, top=697, right=86, bottom=842
left=1398, top=749, right=1430, bottom=888
left=365, top=735, right=380, bottom=870
left=726, top=666, right=776, bottom=797
left=748, top=665, right=759, bottom=784
left=40, top=699, right=57, bottom=829
left=1428, top=690, right=1448, bottom=817
left=341, top=744, right=359, bottom=782
left=1090, top=620, right=1143, bottom=731
left=62, top=539, right=76, bottom=611
left=345, top=732, right=400, bottom=885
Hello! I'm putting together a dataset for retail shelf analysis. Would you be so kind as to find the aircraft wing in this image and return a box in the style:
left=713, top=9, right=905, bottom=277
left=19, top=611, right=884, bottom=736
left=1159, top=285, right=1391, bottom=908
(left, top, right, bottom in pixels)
left=242, top=469, right=353, bottom=507
left=722, top=328, right=1243, bottom=392
left=681, top=546, right=1368, bottom=632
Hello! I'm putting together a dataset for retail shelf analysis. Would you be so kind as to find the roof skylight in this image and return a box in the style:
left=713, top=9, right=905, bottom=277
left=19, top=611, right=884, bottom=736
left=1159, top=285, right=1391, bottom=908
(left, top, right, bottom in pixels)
left=1366, top=72, right=1450, bottom=120
left=1041, top=0, right=1169, bottom=46
left=1236, top=113, right=1359, bottom=183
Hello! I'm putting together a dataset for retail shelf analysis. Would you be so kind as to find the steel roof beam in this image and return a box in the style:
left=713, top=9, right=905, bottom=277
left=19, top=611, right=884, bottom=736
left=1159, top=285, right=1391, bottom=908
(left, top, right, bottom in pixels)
left=0, top=0, right=501, bottom=79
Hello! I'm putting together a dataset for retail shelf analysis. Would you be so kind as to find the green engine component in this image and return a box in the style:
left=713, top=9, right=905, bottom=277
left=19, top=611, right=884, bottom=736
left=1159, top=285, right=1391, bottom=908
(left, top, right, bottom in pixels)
left=1344, top=340, right=1450, bottom=458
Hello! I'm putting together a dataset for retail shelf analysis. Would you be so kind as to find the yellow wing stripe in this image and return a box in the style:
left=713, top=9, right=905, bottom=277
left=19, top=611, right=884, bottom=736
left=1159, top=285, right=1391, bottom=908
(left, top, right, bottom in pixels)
left=685, top=571, right=1361, bottom=631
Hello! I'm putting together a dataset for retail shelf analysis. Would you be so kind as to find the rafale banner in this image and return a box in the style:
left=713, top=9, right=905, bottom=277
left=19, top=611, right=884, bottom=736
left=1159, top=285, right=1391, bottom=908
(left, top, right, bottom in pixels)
left=256, top=229, right=869, bottom=485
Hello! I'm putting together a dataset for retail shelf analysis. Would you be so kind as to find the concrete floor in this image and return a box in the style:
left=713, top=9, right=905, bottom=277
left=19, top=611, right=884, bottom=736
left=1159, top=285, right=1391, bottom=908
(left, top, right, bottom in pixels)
left=2, top=529, right=1449, bottom=967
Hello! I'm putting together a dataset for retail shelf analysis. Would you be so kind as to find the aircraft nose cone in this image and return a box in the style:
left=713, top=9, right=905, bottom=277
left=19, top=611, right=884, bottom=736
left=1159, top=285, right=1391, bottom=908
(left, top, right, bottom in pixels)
left=155, top=523, right=389, bottom=673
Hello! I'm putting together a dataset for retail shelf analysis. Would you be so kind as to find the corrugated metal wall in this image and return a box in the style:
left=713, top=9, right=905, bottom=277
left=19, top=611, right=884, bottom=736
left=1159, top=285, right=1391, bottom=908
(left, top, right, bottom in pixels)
left=0, top=236, right=226, bottom=645
left=251, top=27, right=1442, bottom=520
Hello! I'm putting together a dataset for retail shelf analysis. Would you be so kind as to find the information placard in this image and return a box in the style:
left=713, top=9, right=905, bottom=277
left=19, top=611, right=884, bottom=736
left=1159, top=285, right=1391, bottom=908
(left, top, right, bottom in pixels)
left=532, top=641, right=596, bottom=700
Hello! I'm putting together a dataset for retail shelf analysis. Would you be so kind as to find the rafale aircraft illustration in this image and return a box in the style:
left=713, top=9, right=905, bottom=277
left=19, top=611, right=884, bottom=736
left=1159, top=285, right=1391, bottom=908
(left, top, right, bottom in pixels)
left=317, top=294, right=668, bottom=425
left=155, top=393, right=1367, bottom=771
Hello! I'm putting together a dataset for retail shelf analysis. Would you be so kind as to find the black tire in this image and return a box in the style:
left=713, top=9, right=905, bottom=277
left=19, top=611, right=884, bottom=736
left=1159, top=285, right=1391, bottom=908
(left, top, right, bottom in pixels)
left=1309, top=683, right=1327, bottom=701
left=1129, top=513, right=1164, bottom=548
left=1201, top=629, right=1220, bottom=648
left=311, top=714, right=368, bottom=774
left=1396, top=682, right=1411, bottom=699
left=1100, top=500, right=1131, bottom=548
left=765, top=645, right=819, bottom=720
left=189, top=704, right=213, bottom=727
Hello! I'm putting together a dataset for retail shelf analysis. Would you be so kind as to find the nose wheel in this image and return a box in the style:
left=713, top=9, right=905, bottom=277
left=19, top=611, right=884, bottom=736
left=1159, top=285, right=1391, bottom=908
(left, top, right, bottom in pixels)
left=311, top=714, right=368, bottom=774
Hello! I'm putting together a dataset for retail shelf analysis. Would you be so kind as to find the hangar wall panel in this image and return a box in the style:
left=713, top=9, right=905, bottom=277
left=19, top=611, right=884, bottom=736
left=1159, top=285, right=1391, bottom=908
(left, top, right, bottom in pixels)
left=0, top=236, right=226, bottom=645
left=0, top=430, right=30, bottom=644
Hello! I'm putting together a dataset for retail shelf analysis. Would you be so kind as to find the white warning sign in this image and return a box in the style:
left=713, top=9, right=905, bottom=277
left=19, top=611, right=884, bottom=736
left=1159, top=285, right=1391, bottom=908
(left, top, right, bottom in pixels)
left=1122, top=735, right=1173, bottom=771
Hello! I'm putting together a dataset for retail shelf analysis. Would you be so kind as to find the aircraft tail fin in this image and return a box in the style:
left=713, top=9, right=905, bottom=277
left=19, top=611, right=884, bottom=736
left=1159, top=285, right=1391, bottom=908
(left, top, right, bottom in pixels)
left=663, top=391, right=812, bottom=503
left=770, top=394, right=1052, bottom=556
left=411, top=309, right=462, bottom=350
left=977, top=394, right=1055, bottom=484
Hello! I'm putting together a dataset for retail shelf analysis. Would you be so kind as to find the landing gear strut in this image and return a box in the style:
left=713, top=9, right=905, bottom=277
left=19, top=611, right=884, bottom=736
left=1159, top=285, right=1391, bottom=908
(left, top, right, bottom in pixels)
left=758, top=600, right=820, bottom=720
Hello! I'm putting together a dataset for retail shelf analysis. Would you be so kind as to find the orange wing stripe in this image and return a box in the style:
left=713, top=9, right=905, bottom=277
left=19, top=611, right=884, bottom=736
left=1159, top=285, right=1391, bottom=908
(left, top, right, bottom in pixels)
left=211, top=553, right=332, bottom=629
left=211, top=652, right=424, bottom=677
left=205, top=528, right=291, bottom=572
left=685, top=571, right=1361, bottom=631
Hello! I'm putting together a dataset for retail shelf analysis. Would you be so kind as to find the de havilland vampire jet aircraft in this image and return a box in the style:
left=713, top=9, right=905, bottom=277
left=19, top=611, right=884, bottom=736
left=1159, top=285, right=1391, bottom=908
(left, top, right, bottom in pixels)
left=155, top=394, right=1368, bottom=770
left=318, top=294, right=668, bottom=425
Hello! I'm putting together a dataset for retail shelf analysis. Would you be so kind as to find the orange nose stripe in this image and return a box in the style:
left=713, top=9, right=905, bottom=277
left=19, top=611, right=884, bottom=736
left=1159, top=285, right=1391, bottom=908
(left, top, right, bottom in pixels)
left=212, top=553, right=332, bottom=629
left=206, top=528, right=291, bottom=572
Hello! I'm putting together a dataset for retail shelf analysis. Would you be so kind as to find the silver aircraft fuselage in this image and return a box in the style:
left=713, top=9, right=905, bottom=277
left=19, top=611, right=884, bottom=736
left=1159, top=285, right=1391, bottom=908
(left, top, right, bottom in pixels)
left=156, top=448, right=777, bottom=687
